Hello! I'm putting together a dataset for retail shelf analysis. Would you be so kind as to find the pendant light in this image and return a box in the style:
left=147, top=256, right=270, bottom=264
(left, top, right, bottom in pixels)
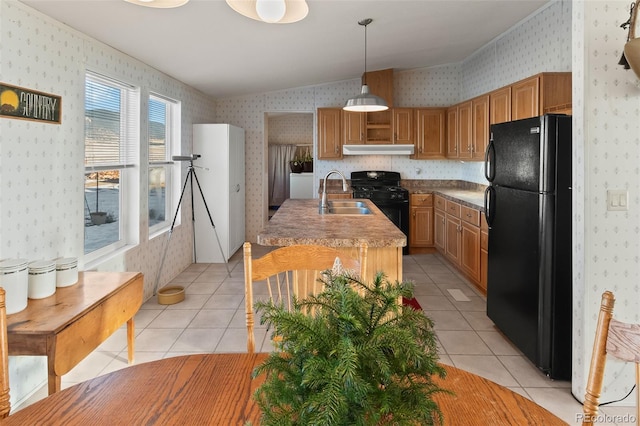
left=226, top=0, right=309, bottom=24
left=123, top=0, right=189, bottom=8
left=343, top=18, right=388, bottom=112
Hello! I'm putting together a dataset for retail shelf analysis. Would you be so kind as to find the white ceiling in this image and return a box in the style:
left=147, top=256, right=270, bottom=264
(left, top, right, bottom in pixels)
left=20, top=0, right=551, bottom=99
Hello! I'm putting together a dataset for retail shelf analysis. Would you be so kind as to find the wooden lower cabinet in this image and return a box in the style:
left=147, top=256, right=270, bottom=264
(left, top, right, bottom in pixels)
left=409, top=194, right=434, bottom=249
left=480, top=214, right=489, bottom=292
left=460, top=222, right=480, bottom=283
left=326, top=193, right=352, bottom=200
left=434, top=208, right=446, bottom=252
left=434, top=194, right=486, bottom=294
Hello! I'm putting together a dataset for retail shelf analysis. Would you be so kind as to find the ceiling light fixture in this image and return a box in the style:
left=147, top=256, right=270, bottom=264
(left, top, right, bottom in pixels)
left=226, top=0, right=309, bottom=24
left=123, top=0, right=189, bottom=8
left=344, top=18, right=388, bottom=113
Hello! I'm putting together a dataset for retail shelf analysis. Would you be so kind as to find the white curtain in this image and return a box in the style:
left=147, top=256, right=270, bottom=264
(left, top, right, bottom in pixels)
left=268, top=144, right=297, bottom=207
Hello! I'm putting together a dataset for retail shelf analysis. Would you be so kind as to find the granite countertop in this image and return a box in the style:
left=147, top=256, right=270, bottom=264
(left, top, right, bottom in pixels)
left=257, top=199, right=406, bottom=248
left=402, top=179, right=486, bottom=211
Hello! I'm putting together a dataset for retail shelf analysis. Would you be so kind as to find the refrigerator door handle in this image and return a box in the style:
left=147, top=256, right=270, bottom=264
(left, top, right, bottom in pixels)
left=484, top=135, right=495, bottom=182
left=484, top=185, right=495, bottom=228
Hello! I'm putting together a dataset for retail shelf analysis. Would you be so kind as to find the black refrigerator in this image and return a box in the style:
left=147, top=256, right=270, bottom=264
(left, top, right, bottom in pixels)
left=483, top=114, right=572, bottom=380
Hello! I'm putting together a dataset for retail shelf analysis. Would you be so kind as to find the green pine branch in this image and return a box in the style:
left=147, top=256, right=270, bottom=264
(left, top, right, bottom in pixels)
left=252, top=271, right=450, bottom=425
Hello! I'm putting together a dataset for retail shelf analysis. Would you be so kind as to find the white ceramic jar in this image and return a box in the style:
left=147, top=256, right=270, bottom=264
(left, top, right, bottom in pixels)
left=28, top=260, right=56, bottom=299
left=0, top=259, right=29, bottom=314
left=55, top=257, right=78, bottom=288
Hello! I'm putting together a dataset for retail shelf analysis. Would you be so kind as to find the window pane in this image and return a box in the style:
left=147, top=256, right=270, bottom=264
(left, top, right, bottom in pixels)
left=84, top=170, right=120, bottom=254
left=149, top=166, right=168, bottom=227
left=149, top=97, right=167, bottom=163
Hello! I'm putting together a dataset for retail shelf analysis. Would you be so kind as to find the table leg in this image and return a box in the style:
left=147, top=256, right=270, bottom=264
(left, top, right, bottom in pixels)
left=127, top=317, right=135, bottom=364
left=47, top=357, right=61, bottom=395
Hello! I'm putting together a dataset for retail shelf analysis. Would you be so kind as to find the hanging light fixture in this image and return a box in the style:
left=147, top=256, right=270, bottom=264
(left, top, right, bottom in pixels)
left=123, top=0, right=189, bottom=8
left=344, top=18, right=388, bottom=112
left=226, top=0, right=309, bottom=24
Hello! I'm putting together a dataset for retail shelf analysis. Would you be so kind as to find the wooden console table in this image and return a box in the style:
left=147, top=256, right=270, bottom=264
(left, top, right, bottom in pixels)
left=6, top=271, right=143, bottom=395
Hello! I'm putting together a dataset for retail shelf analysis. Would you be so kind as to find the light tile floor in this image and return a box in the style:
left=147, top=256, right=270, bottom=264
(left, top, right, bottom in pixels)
left=17, top=250, right=636, bottom=425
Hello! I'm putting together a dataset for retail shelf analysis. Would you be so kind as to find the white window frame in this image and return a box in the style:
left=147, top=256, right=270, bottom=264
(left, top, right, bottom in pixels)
left=84, top=71, right=140, bottom=265
left=148, top=93, right=181, bottom=237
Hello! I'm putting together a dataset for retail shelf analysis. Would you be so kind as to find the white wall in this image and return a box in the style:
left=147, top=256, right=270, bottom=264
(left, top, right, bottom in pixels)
left=572, top=0, right=640, bottom=405
left=0, top=1, right=215, bottom=407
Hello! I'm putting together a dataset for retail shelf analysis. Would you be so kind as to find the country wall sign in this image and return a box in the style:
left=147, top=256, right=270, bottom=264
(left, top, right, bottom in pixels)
left=0, top=82, right=61, bottom=124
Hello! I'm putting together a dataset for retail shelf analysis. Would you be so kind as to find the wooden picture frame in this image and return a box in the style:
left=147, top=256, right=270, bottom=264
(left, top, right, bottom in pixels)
left=0, top=82, right=61, bottom=124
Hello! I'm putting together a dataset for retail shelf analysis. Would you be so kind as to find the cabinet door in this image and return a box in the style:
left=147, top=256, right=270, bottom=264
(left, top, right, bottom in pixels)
left=471, top=95, right=489, bottom=160
left=363, top=68, right=393, bottom=106
left=445, top=214, right=461, bottom=265
left=414, top=108, right=445, bottom=159
left=460, top=221, right=481, bottom=283
left=512, top=76, right=539, bottom=121
left=317, top=108, right=342, bottom=159
left=392, top=108, right=414, bottom=144
left=446, top=106, right=458, bottom=158
left=490, top=86, right=511, bottom=125
left=480, top=214, right=489, bottom=293
left=434, top=209, right=446, bottom=252
left=342, top=110, right=365, bottom=144
left=410, top=206, right=433, bottom=247
left=457, top=100, right=473, bottom=159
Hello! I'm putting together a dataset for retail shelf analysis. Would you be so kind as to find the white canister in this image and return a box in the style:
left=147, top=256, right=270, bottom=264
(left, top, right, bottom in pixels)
left=0, top=259, right=29, bottom=314
left=55, top=257, right=78, bottom=288
left=28, top=260, right=56, bottom=299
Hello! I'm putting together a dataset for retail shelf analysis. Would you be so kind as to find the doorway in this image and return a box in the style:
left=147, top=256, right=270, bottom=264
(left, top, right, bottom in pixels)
left=264, top=112, right=314, bottom=220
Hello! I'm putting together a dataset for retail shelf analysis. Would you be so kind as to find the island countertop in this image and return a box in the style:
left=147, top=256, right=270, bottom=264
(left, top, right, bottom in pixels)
left=257, top=199, right=406, bottom=248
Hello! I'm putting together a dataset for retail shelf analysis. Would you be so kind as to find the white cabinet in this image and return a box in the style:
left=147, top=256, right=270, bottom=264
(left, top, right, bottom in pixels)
left=192, top=124, right=245, bottom=263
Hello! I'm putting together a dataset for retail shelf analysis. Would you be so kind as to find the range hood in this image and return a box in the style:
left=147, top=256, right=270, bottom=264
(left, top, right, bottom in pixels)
left=342, top=144, right=415, bottom=155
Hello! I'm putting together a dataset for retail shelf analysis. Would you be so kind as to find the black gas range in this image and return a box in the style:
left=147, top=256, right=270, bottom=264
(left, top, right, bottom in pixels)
left=351, top=171, right=409, bottom=254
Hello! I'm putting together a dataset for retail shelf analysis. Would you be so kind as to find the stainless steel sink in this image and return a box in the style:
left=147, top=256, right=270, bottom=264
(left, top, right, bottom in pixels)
left=328, top=200, right=367, bottom=208
left=327, top=206, right=372, bottom=215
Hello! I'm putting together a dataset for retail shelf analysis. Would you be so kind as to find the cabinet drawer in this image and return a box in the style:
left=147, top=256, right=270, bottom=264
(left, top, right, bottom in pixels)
left=410, top=193, right=433, bottom=207
left=434, top=194, right=446, bottom=211
left=461, top=205, right=480, bottom=226
left=445, top=200, right=461, bottom=218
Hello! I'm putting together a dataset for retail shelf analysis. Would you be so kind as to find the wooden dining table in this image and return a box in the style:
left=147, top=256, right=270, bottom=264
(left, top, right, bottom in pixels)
left=2, top=353, right=567, bottom=425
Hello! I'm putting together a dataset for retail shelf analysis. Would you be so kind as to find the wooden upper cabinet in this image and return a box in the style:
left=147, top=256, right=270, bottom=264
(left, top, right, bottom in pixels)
left=392, top=108, right=414, bottom=144
left=511, top=77, right=539, bottom=121
left=362, top=68, right=394, bottom=106
left=342, top=110, right=365, bottom=144
left=317, top=108, right=342, bottom=159
left=471, top=95, right=489, bottom=160
left=511, top=72, right=572, bottom=120
left=457, top=100, right=473, bottom=159
left=446, top=106, right=458, bottom=158
left=413, top=108, right=446, bottom=159
left=489, top=86, right=511, bottom=125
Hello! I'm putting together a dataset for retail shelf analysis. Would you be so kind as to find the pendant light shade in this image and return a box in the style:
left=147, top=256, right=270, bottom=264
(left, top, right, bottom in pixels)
left=226, top=0, right=309, bottom=24
left=123, top=0, right=189, bottom=8
left=344, top=18, right=388, bottom=112
left=343, top=85, right=388, bottom=112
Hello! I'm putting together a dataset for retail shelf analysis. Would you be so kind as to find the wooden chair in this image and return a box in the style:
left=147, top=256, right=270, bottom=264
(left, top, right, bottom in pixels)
left=583, top=291, right=640, bottom=425
left=243, top=242, right=367, bottom=353
left=0, top=288, right=10, bottom=418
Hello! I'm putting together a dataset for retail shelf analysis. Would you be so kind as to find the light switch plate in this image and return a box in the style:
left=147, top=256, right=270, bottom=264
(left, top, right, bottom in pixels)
left=607, top=189, right=628, bottom=211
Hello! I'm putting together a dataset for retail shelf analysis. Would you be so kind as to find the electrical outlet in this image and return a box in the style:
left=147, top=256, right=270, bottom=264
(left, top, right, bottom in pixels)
left=607, top=189, right=628, bottom=211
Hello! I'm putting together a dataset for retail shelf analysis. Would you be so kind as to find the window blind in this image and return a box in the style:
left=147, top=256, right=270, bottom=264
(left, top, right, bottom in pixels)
left=85, top=72, right=138, bottom=170
left=148, top=95, right=168, bottom=163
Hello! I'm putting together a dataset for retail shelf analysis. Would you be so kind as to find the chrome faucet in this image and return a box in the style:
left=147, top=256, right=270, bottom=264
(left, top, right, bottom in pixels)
left=319, top=170, right=348, bottom=213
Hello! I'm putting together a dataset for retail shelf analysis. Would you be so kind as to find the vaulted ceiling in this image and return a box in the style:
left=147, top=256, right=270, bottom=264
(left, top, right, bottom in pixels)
left=21, top=0, right=550, bottom=98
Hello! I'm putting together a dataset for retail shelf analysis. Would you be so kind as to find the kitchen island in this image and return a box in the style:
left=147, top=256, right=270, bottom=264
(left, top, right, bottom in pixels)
left=257, top=198, right=406, bottom=282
